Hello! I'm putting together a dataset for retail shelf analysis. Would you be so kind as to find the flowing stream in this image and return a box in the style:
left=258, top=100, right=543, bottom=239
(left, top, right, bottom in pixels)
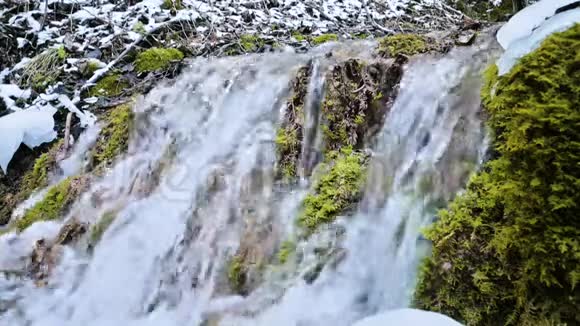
left=0, top=36, right=499, bottom=326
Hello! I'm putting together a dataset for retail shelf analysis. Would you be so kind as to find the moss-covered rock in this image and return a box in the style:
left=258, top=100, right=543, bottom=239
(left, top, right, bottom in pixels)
left=312, top=33, right=338, bottom=45
left=378, top=34, right=428, bottom=58
left=227, top=255, right=248, bottom=295
left=161, top=0, right=182, bottom=10
left=240, top=34, right=265, bottom=53
left=135, top=47, right=184, bottom=73
left=298, top=148, right=367, bottom=233
left=291, top=31, right=307, bottom=42
left=16, top=175, right=88, bottom=232
left=275, top=66, right=310, bottom=180
left=91, top=104, right=134, bottom=168
left=321, top=58, right=404, bottom=152
left=415, top=25, right=580, bottom=325
left=277, top=240, right=296, bottom=264
left=18, top=140, right=63, bottom=201
left=89, top=74, right=128, bottom=97
left=89, top=210, right=116, bottom=244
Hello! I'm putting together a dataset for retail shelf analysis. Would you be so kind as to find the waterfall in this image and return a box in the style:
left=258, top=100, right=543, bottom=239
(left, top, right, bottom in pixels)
left=0, top=36, right=499, bottom=326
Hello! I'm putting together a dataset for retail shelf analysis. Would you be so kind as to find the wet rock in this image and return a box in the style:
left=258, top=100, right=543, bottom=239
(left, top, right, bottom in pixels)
left=86, top=49, right=102, bottom=59
left=55, top=219, right=88, bottom=245
left=27, top=239, right=60, bottom=284
left=455, top=30, right=477, bottom=46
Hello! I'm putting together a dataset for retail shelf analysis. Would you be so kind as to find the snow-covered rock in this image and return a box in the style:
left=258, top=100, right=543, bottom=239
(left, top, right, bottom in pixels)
left=0, top=84, right=31, bottom=111
left=0, top=106, right=57, bottom=173
left=354, top=309, right=463, bottom=326
left=496, top=0, right=580, bottom=49
left=497, top=0, right=580, bottom=74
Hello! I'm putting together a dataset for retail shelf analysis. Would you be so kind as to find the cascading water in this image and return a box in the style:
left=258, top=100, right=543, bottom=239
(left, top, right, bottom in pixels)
left=0, top=35, right=499, bottom=326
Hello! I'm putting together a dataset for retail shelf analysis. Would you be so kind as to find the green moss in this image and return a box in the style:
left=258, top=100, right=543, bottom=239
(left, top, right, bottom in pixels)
left=86, top=61, right=101, bottom=76
left=277, top=240, right=296, bottom=264
left=135, top=47, right=184, bottom=73
left=378, top=34, right=427, bottom=57
left=57, top=46, right=67, bottom=60
left=415, top=25, right=580, bottom=325
left=89, top=74, right=128, bottom=97
left=90, top=211, right=116, bottom=244
left=312, top=33, right=338, bottom=45
left=18, top=140, right=63, bottom=200
left=16, top=177, right=76, bottom=231
left=161, top=0, right=182, bottom=9
left=275, top=128, right=300, bottom=179
left=227, top=255, right=247, bottom=295
left=292, top=31, right=306, bottom=42
left=321, top=59, right=383, bottom=152
left=355, top=33, right=370, bottom=39
left=92, top=104, right=134, bottom=168
left=132, top=21, right=147, bottom=35
left=275, top=66, right=309, bottom=181
left=240, top=34, right=265, bottom=52
left=298, top=149, right=367, bottom=233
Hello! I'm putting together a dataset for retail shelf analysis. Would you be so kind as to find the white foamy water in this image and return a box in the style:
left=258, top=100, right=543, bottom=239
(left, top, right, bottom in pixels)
left=0, top=37, right=499, bottom=326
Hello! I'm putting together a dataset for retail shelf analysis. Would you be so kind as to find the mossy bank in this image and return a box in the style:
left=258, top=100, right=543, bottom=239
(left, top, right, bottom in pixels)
left=415, top=25, right=580, bottom=325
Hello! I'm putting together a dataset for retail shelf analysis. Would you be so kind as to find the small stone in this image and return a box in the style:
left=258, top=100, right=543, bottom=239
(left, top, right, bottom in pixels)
left=455, top=30, right=477, bottom=46
left=86, top=49, right=102, bottom=59
left=442, top=262, right=452, bottom=271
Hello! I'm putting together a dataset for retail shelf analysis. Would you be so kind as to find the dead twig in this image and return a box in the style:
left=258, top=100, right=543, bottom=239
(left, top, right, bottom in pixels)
left=63, top=112, right=73, bottom=153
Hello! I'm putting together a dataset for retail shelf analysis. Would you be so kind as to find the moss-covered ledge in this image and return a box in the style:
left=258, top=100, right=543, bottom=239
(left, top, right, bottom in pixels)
left=135, top=47, right=184, bottom=73
left=414, top=24, right=580, bottom=325
left=275, top=65, right=310, bottom=180
left=91, top=103, right=134, bottom=169
left=298, top=148, right=368, bottom=234
left=16, top=175, right=89, bottom=232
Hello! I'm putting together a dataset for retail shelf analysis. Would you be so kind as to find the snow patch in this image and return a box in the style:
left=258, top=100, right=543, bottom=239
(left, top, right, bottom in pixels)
left=0, top=106, right=57, bottom=173
left=496, top=0, right=580, bottom=49
left=497, top=5, right=580, bottom=75
left=0, top=84, right=32, bottom=111
left=353, top=309, right=462, bottom=326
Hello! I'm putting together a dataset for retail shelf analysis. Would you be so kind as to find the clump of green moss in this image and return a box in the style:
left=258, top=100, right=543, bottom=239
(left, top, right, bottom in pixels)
left=90, top=211, right=116, bottom=244
left=135, top=47, right=184, bottom=73
left=321, top=59, right=385, bottom=152
left=415, top=25, right=580, bottom=325
left=292, top=31, right=306, bottom=42
left=89, top=74, right=128, bottom=97
left=132, top=21, right=147, bottom=35
left=240, top=34, right=265, bottom=52
left=275, top=128, right=300, bottom=179
left=18, top=140, right=63, bottom=200
left=274, top=65, right=310, bottom=180
left=85, top=61, right=101, bottom=77
left=378, top=34, right=427, bottom=57
left=57, top=46, right=67, bottom=60
left=92, top=104, right=134, bottom=168
left=298, top=149, right=367, bottom=233
left=161, top=0, right=183, bottom=9
left=227, top=255, right=248, bottom=295
left=16, top=176, right=77, bottom=231
left=277, top=240, right=296, bottom=264
left=311, top=33, right=338, bottom=45
left=354, top=33, right=370, bottom=40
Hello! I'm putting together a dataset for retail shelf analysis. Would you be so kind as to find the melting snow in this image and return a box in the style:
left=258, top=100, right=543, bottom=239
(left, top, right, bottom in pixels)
left=496, top=0, right=580, bottom=49
left=354, top=309, right=462, bottom=326
left=497, top=1, right=580, bottom=75
left=0, top=105, right=57, bottom=173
